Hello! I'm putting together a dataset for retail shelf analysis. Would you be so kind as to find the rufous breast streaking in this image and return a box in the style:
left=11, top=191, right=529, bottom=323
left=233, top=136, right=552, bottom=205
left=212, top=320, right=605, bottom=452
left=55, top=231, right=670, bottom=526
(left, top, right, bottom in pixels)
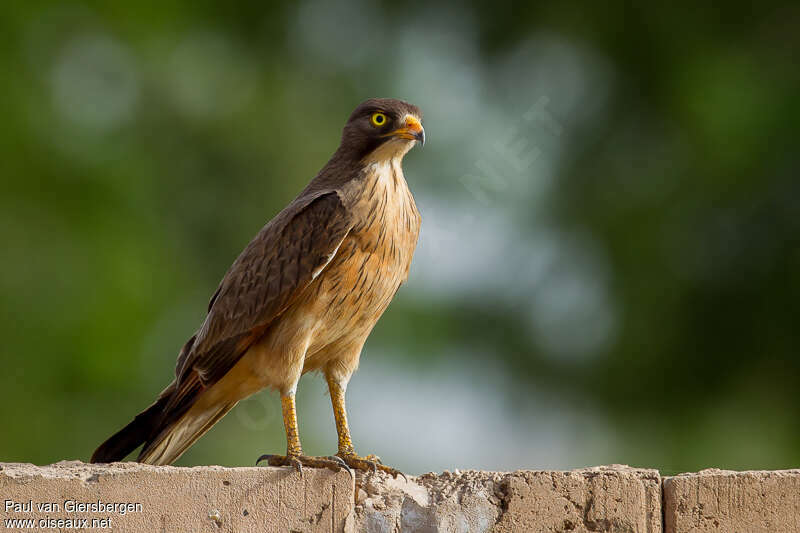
left=91, top=98, right=425, bottom=478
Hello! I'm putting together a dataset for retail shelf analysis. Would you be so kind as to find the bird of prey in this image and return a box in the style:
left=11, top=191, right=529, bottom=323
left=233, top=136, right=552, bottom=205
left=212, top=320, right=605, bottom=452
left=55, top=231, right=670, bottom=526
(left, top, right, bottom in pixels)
left=91, top=98, right=424, bottom=477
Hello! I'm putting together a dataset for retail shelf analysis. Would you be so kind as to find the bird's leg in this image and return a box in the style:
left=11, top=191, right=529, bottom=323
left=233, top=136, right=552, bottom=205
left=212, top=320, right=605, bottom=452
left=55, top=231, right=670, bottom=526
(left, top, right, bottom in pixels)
left=326, top=376, right=405, bottom=479
left=255, top=392, right=351, bottom=476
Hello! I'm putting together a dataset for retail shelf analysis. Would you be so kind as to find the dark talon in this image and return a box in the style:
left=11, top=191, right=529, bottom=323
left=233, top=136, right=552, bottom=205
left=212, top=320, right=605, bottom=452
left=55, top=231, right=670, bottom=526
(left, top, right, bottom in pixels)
left=397, top=471, right=408, bottom=482
left=289, top=457, right=303, bottom=476
left=328, top=455, right=350, bottom=470
left=255, top=454, right=273, bottom=466
left=328, top=456, right=354, bottom=479
left=328, top=455, right=347, bottom=467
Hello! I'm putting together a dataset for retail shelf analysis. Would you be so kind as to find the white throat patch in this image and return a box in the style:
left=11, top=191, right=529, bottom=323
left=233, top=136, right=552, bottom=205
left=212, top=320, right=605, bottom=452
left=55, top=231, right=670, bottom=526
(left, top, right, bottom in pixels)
left=364, top=136, right=415, bottom=164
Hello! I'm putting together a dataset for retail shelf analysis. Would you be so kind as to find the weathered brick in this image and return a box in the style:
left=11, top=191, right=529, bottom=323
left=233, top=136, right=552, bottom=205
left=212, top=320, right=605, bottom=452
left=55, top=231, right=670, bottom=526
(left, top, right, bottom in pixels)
left=0, top=461, right=353, bottom=533
left=664, top=469, right=800, bottom=533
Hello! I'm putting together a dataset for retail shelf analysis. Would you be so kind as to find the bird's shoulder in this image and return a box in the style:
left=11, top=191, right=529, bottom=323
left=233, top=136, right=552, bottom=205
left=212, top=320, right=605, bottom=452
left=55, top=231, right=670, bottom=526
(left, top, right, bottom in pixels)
left=210, top=188, right=352, bottom=324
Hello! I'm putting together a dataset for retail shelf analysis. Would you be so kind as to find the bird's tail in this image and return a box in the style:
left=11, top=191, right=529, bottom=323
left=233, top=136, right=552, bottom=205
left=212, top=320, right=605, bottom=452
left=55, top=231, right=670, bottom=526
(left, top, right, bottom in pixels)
left=90, top=381, right=237, bottom=466
left=90, top=385, right=174, bottom=464
left=136, top=398, right=237, bottom=465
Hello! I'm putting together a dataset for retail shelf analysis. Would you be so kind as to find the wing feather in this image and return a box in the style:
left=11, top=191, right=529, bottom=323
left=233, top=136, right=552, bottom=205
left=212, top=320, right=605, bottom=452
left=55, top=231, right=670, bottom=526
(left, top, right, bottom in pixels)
left=175, top=190, right=352, bottom=388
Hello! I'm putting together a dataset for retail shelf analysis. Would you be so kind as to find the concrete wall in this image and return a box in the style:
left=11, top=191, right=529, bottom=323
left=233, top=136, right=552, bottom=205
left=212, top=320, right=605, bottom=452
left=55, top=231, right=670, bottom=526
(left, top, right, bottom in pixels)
left=1, top=462, right=798, bottom=532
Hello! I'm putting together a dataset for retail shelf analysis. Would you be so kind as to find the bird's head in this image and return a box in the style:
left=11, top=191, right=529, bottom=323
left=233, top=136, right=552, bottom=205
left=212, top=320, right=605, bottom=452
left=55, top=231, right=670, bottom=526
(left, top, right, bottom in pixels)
left=339, top=98, right=424, bottom=161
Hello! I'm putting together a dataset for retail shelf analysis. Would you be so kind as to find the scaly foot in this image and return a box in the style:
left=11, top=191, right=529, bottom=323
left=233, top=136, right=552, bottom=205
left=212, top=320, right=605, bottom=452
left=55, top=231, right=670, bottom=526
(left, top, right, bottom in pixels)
left=337, top=452, right=406, bottom=480
left=256, top=453, right=353, bottom=479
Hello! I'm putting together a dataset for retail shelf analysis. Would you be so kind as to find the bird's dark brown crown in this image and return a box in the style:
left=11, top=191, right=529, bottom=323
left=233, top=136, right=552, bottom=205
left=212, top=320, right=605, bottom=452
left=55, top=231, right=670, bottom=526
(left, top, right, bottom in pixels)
left=346, top=98, right=422, bottom=124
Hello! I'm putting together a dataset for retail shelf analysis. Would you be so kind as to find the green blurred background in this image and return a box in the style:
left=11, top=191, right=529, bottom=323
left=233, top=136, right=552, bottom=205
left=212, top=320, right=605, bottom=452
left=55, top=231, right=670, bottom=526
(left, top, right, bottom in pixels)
left=1, top=1, right=799, bottom=475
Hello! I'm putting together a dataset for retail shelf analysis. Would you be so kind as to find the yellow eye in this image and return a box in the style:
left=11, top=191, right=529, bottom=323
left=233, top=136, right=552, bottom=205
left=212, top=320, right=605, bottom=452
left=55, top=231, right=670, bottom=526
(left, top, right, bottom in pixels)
left=370, top=112, right=387, bottom=127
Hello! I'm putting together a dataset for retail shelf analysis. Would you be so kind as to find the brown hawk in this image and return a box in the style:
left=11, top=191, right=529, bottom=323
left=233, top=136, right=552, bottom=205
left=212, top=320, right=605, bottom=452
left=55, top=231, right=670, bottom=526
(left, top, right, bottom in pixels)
left=91, top=98, right=424, bottom=477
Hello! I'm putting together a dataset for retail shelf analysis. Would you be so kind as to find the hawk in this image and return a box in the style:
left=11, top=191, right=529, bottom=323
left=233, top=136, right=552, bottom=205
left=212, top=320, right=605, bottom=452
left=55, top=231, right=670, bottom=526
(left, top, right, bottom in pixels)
left=91, top=98, right=424, bottom=477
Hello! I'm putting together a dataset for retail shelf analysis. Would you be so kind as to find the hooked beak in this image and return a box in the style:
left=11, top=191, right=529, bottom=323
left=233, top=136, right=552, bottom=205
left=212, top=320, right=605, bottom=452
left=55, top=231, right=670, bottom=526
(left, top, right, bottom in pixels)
left=386, top=115, right=425, bottom=146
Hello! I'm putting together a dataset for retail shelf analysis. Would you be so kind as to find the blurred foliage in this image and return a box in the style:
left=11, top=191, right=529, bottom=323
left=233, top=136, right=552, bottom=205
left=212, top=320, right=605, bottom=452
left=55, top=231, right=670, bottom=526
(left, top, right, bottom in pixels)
left=1, top=1, right=799, bottom=474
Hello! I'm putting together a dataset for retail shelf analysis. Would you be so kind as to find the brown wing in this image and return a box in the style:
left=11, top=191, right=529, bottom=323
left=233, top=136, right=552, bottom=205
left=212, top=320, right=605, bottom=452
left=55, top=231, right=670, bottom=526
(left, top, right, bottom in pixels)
left=176, top=190, right=352, bottom=388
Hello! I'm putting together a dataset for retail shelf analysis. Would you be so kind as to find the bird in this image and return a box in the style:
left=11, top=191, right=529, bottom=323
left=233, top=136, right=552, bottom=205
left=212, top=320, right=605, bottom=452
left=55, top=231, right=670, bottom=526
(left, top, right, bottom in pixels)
left=90, top=98, right=424, bottom=477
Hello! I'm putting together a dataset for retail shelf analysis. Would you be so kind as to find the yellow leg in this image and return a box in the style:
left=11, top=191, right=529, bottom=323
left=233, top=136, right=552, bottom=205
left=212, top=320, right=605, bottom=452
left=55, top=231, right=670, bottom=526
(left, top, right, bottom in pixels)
left=256, top=392, right=349, bottom=475
left=327, top=378, right=355, bottom=455
left=281, top=393, right=303, bottom=456
left=326, top=376, right=405, bottom=479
